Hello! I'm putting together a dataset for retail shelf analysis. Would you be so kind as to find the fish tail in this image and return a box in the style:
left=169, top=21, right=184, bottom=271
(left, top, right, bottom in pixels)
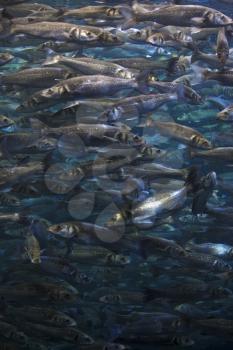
left=0, top=14, right=12, bottom=38
left=191, top=48, right=201, bottom=64
left=166, top=56, right=180, bottom=74
left=139, top=238, right=151, bottom=259
left=143, top=288, right=160, bottom=302
left=184, top=147, right=196, bottom=161
left=42, top=54, right=62, bottom=66
left=191, top=64, right=209, bottom=82
left=118, top=6, right=136, bottom=30
left=136, top=70, right=151, bottom=94
left=185, top=166, right=200, bottom=191
left=29, top=118, right=50, bottom=136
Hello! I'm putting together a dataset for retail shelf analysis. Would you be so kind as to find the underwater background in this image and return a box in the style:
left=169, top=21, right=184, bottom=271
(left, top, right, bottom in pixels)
left=1, top=0, right=233, bottom=349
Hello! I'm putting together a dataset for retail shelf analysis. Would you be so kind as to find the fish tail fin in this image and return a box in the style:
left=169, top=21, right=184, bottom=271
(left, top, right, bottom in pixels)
left=118, top=6, right=136, bottom=29
left=191, top=47, right=201, bottom=64
left=185, top=166, right=200, bottom=191
left=42, top=54, right=62, bottom=66
left=175, top=83, right=186, bottom=100
left=191, top=64, right=209, bottom=82
left=139, top=238, right=151, bottom=259
left=166, top=56, right=179, bottom=74
left=29, top=118, right=49, bottom=136
left=0, top=14, right=12, bottom=38
left=136, top=70, right=151, bottom=94
left=184, top=147, right=196, bottom=161
left=143, top=288, right=160, bottom=302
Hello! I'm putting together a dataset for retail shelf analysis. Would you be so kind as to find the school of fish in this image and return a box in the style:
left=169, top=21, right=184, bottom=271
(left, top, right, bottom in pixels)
left=0, top=0, right=233, bottom=349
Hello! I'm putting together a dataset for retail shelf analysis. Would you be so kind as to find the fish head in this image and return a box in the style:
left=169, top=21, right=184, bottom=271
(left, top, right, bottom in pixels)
left=116, top=68, right=135, bottom=80
left=106, top=211, right=126, bottom=227
left=48, top=222, right=78, bottom=238
left=114, top=130, right=130, bottom=143
left=50, top=312, right=76, bottom=327
left=147, top=74, right=158, bottom=84
left=211, top=286, right=232, bottom=298
left=201, top=171, right=217, bottom=189
left=106, top=253, right=130, bottom=265
left=66, top=328, right=93, bottom=344
left=58, top=289, right=78, bottom=302
left=13, top=331, right=28, bottom=345
left=100, top=106, right=123, bottom=123
left=42, top=54, right=61, bottom=66
left=147, top=33, right=164, bottom=45
left=128, top=28, right=147, bottom=41
left=105, top=7, right=121, bottom=18
left=171, top=336, right=195, bottom=347
left=98, top=31, right=124, bottom=44
left=217, top=107, right=233, bottom=121
left=79, top=29, right=99, bottom=42
left=0, top=114, right=14, bottom=128
left=0, top=52, right=14, bottom=63
left=174, top=31, right=192, bottom=43
left=140, top=144, right=165, bottom=159
left=190, top=134, right=212, bottom=149
left=204, top=10, right=233, bottom=26
left=99, top=294, right=121, bottom=303
left=17, top=96, right=41, bottom=112
left=41, top=85, right=67, bottom=99
left=69, top=27, right=98, bottom=42
left=34, top=137, right=57, bottom=151
left=38, top=40, right=58, bottom=50
left=103, top=344, right=129, bottom=350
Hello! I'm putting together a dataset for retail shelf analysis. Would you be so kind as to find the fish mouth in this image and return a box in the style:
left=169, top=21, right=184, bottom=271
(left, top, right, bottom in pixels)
left=217, top=111, right=229, bottom=120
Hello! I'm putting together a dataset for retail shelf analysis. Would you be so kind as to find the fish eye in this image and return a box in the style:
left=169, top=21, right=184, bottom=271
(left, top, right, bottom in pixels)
left=63, top=292, right=72, bottom=300
left=135, top=31, right=141, bottom=38
left=112, top=36, right=119, bottom=42
left=73, top=334, right=80, bottom=341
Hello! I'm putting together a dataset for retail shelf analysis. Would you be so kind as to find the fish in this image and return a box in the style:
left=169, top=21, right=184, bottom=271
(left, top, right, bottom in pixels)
left=191, top=49, right=233, bottom=69
left=19, top=74, right=149, bottom=111
left=9, top=22, right=104, bottom=42
left=217, top=104, right=233, bottom=121
left=185, top=239, right=233, bottom=258
left=216, top=27, right=229, bottom=65
left=15, top=321, right=94, bottom=344
left=202, top=69, right=233, bottom=86
left=2, top=3, right=61, bottom=18
left=48, top=221, right=123, bottom=243
left=140, top=236, right=186, bottom=258
left=122, top=4, right=233, bottom=28
left=43, top=55, right=135, bottom=79
left=99, top=93, right=181, bottom=122
left=131, top=167, right=198, bottom=227
left=110, top=56, right=180, bottom=73
left=0, top=0, right=233, bottom=348
left=1, top=303, right=76, bottom=327
left=190, top=147, right=233, bottom=162
left=24, top=232, right=41, bottom=264
left=62, top=5, right=128, bottom=20
left=145, top=119, right=212, bottom=149
left=0, top=67, right=73, bottom=88
left=0, top=115, right=14, bottom=128
left=0, top=52, right=14, bottom=66
left=182, top=251, right=233, bottom=272
left=0, top=280, right=79, bottom=302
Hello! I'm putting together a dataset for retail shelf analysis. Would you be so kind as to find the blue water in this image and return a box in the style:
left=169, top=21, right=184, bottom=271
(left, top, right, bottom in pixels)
left=1, top=1, right=233, bottom=349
